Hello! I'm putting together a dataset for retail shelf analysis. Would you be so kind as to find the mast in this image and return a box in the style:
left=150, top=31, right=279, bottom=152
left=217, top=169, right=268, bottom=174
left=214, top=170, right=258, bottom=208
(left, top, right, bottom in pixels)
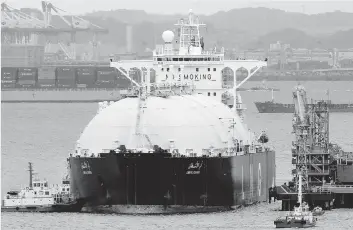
left=175, top=9, right=206, bottom=55
left=28, top=162, right=33, bottom=189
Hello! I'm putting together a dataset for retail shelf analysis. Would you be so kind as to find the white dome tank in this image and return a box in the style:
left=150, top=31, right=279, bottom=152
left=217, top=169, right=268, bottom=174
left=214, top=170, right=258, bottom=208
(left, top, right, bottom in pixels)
left=78, top=94, right=250, bottom=154
left=162, top=30, right=175, bottom=43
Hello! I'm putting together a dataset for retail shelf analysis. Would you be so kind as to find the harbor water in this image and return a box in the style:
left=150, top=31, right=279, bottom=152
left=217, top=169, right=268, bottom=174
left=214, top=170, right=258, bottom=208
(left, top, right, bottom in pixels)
left=2, top=81, right=353, bottom=229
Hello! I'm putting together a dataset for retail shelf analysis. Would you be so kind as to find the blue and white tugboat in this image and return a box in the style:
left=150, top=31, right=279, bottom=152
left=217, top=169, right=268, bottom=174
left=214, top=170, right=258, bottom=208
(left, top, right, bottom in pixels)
left=274, top=173, right=317, bottom=228
left=1, top=162, right=84, bottom=212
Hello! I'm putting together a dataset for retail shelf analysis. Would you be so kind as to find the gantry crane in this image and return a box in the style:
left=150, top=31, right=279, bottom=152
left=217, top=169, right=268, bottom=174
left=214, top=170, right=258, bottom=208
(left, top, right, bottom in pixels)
left=1, top=1, right=108, bottom=61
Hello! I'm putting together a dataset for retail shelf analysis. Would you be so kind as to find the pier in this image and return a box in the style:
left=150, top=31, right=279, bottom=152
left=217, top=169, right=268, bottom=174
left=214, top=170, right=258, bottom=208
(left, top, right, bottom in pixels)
left=275, top=86, right=353, bottom=211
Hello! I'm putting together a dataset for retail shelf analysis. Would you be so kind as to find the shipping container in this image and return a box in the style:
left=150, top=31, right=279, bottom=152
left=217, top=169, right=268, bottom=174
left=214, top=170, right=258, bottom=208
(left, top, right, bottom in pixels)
left=37, top=79, right=56, bottom=88
left=1, top=83, right=16, bottom=88
left=96, top=67, right=117, bottom=82
left=56, top=67, right=76, bottom=80
left=1, top=79, right=17, bottom=84
left=57, top=78, right=76, bottom=88
left=18, top=67, right=38, bottom=81
left=38, top=66, right=56, bottom=79
left=1, top=67, right=18, bottom=81
left=16, top=81, right=37, bottom=88
left=76, top=67, right=97, bottom=86
left=95, top=81, right=117, bottom=88
left=77, top=84, right=87, bottom=88
left=116, top=75, right=132, bottom=88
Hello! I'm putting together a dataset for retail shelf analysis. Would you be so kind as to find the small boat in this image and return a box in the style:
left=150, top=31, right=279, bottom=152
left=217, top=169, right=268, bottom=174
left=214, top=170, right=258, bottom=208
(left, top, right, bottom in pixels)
left=1, top=162, right=84, bottom=213
left=274, top=206, right=317, bottom=228
left=274, top=173, right=317, bottom=228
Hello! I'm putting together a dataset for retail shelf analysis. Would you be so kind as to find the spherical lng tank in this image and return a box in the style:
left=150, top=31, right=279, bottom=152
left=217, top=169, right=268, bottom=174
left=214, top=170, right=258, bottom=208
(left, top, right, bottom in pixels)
left=69, top=93, right=275, bottom=214
left=77, top=94, right=250, bottom=155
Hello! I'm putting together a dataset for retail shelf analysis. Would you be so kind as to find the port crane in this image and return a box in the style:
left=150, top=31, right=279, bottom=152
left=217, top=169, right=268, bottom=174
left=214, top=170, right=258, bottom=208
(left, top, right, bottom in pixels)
left=41, top=1, right=106, bottom=60
left=1, top=1, right=108, bottom=62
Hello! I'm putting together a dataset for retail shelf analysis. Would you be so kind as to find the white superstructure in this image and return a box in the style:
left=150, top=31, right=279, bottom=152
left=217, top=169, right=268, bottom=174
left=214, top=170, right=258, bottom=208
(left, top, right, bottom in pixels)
left=110, top=9, right=267, bottom=119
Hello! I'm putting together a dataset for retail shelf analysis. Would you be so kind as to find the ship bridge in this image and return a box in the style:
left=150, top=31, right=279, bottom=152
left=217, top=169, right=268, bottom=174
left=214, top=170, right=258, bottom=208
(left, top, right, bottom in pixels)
left=110, top=9, right=267, bottom=127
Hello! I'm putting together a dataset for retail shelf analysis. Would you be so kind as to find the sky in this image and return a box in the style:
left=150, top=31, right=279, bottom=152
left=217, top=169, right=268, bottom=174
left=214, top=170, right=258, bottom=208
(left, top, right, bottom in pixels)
left=5, top=0, right=353, bottom=15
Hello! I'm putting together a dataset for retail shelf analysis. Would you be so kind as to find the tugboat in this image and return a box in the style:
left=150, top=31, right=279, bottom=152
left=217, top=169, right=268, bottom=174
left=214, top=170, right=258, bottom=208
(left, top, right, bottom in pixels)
left=1, top=162, right=84, bottom=212
left=274, top=173, right=317, bottom=228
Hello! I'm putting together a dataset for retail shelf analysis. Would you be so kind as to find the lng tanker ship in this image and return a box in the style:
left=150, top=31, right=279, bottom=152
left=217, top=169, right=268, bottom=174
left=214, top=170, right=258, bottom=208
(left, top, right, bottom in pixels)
left=67, top=10, right=276, bottom=214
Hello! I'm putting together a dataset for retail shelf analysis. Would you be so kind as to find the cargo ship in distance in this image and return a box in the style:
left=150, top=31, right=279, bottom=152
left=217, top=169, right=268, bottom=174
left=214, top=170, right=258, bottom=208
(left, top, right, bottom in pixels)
left=255, top=101, right=353, bottom=113
left=255, top=90, right=353, bottom=113
left=68, top=10, right=276, bottom=214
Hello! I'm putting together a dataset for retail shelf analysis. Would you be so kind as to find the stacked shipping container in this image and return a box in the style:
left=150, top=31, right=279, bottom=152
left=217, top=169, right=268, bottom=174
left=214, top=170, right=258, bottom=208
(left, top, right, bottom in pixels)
left=38, top=67, right=56, bottom=88
left=76, top=67, right=96, bottom=88
left=16, top=68, right=37, bottom=88
left=95, top=67, right=118, bottom=88
left=116, top=70, right=132, bottom=88
left=56, top=67, right=76, bottom=88
left=1, top=67, right=18, bottom=88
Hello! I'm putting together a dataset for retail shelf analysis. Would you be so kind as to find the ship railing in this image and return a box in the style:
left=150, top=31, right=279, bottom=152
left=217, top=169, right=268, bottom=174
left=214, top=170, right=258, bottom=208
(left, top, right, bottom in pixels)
left=322, top=185, right=353, bottom=189
left=154, top=60, right=224, bottom=66
left=7, top=87, right=125, bottom=92
left=154, top=50, right=224, bottom=56
left=309, top=187, right=332, bottom=194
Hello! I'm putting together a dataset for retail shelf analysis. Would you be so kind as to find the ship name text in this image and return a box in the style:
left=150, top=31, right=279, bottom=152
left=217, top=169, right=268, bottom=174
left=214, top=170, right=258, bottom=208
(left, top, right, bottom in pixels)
left=165, top=73, right=213, bottom=81
left=81, top=161, right=92, bottom=175
left=186, top=161, right=203, bottom=174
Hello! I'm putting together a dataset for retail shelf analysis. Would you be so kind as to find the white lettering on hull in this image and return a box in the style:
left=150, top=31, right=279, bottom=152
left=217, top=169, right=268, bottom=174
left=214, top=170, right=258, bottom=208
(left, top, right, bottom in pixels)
left=186, top=161, right=203, bottom=175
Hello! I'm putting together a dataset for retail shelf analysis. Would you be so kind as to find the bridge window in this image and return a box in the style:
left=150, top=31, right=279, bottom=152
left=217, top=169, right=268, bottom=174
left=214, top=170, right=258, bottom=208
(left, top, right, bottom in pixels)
left=208, top=68, right=211, bottom=71
left=179, top=58, right=183, bottom=61
left=173, top=58, right=178, bottom=61
left=192, top=58, right=197, bottom=61
left=185, top=58, right=190, bottom=61
left=167, top=68, right=170, bottom=72
left=161, top=68, right=164, bottom=71
left=213, top=68, right=217, bottom=71
left=214, top=92, right=217, bottom=96
left=196, top=68, right=199, bottom=72
left=178, top=68, right=181, bottom=72
left=208, top=92, right=211, bottom=96
left=45, top=191, right=49, bottom=195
